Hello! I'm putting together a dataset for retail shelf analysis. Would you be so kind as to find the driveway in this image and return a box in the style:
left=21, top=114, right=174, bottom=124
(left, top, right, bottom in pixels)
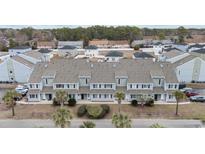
left=0, top=119, right=202, bottom=128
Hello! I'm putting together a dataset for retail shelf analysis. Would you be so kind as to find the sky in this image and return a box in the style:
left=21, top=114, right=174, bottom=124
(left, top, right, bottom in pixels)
left=0, top=25, right=205, bottom=29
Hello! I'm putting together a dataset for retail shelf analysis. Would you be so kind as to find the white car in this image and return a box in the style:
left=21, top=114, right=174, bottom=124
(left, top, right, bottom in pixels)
left=190, top=95, right=205, bottom=102
left=15, top=85, right=28, bottom=95
left=180, top=87, right=193, bottom=93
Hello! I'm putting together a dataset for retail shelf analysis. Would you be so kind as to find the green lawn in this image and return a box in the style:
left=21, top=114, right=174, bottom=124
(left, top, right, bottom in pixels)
left=0, top=103, right=205, bottom=120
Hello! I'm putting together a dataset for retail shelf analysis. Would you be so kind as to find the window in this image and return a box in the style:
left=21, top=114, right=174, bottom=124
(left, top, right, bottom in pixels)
left=110, top=94, right=113, bottom=98
left=118, top=79, right=120, bottom=84
left=93, top=84, right=97, bottom=88
left=175, top=84, right=177, bottom=89
left=99, top=84, right=101, bottom=88
left=56, top=84, right=64, bottom=88
left=93, top=94, right=97, bottom=98
left=36, top=84, right=39, bottom=88
left=130, top=84, right=132, bottom=89
left=45, top=79, right=48, bottom=84
left=158, top=79, right=161, bottom=85
left=10, top=71, right=13, bottom=74
left=30, top=84, right=33, bottom=89
left=99, top=94, right=101, bottom=98
left=136, top=84, right=138, bottom=88
left=73, top=84, right=76, bottom=88
left=30, top=94, right=37, bottom=99
left=67, top=84, right=70, bottom=88
left=85, top=78, right=88, bottom=84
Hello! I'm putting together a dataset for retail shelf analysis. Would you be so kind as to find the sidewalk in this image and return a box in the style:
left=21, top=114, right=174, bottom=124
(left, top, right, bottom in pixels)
left=16, top=100, right=191, bottom=105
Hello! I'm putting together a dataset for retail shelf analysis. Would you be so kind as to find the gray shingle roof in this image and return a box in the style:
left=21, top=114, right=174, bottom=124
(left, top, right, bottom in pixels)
left=105, top=51, right=123, bottom=57
left=192, top=48, right=205, bottom=54
left=11, top=56, right=35, bottom=69
left=133, top=52, right=154, bottom=59
left=28, top=58, right=178, bottom=83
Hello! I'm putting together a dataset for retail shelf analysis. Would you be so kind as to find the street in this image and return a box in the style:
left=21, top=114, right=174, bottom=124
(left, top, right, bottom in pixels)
left=0, top=119, right=203, bottom=128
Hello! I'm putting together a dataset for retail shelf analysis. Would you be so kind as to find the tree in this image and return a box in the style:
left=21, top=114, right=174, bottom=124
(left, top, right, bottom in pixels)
left=114, top=92, right=125, bottom=113
left=79, top=121, right=96, bottom=128
left=2, top=90, right=19, bottom=116
left=55, top=90, right=68, bottom=107
left=53, top=108, right=73, bottom=128
left=9, top=39, right=18, bottom=48
left=158, top=32, right=165, bottom=40
left=177, top=26, right=188, bottom=43
left=112, top=113, right=132, bottom=128
left=173, top=90, right=186, bottom=116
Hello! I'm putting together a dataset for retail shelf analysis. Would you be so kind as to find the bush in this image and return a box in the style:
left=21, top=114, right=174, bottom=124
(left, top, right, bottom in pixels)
left=68, top=98, right=77, bottom=106
left=86, top=105, right=103, bottom=119
left=145, top=98, right=154, bottom=107
left=77, top=105, right=87, bottom=117
left=52, top=98, right=60, bottom=106
left=101, top=104, right=110, bottom=113
left=131, top=100, right=138, bottom=106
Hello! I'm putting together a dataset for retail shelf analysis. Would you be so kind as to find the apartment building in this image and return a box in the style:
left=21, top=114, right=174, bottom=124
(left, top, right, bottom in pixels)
left=27, top=58, right=179, bottom=103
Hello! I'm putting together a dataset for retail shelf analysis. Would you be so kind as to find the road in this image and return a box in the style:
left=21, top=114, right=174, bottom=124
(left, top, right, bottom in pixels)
left=0, top=119, right=203, bottom=128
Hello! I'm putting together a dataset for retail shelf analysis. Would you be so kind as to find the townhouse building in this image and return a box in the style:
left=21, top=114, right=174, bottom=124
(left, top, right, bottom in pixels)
left=27, top=58, right=179, bottom=103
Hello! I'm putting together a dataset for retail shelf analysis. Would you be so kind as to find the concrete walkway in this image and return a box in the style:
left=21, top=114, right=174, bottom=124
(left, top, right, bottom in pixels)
left=16, top=100, right=190, bottom=105
left=0, top=119, right=202, bottom=128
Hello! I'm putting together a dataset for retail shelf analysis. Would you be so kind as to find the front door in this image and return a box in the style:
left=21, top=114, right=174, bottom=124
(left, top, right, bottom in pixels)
left=81, top=94, right=84, bottom=100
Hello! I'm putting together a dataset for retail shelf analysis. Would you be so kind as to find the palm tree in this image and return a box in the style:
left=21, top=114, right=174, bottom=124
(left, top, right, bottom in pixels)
left=112, top=113, right=132, bottom=128
left=55, top=90, right=68, bottom=107
left=79, top=121, right=96, bottom=128
left=53, top=108, right=73, bottom=128
left=114, top=91, right=125, bottom=113
left=2, top=90, right=19, bottom=116
left=173, top=90, right=186, bottom=116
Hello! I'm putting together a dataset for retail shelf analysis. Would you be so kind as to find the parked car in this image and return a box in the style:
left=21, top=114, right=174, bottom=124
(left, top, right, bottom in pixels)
left=185, top=91, right=199, bottom=97
left=180, top=87, right=192, bottom=93
left=190, top=95, right=205, bottom=102
left=15, top=85, right=28, bottom=96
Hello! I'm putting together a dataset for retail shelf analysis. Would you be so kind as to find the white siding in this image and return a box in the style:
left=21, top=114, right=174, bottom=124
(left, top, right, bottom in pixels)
left=12, top=60, right=33, bottom=83
left=199, top=60, right=205, bottom=81
left=0, top=60, right=9, bottom=81
left=176, top=59, right=195, bottom=82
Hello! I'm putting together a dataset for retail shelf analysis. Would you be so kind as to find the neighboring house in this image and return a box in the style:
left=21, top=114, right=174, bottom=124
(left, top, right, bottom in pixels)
left=57, top=45, right=80, bottom=57
left=190, top=48, right=205, bottom=60
left=0, top=52, right=9, bottom=61
left=131, top=39, right=173, bottom=48
left=58, top=41, right=83, bottom=49
left=133, top=51, right=155, bottom=61
left=37, top=41, right=56, bottom=49
left=0, top=55, right=34, bottom=83
left=172, top=54, right=205, bottom=82
left=89, top=39, right=130, bottom=48
left=84, top=45, right=99, bottom=58
left=159, top=48, right=183, bottom=62
left=187, top=44, right=205, bottom=52
left=0, top=49, right=54, bottom=83
left=27, top=58, right=178, bottom=103
left=8, top=46, right=32, bottom=56
left=172, top=43, right=188, bottom=52
left=105, top=51, right=123, bottom=62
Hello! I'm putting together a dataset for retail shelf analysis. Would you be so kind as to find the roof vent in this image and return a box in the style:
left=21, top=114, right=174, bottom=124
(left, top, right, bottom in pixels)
left=44, top=64, right=48, bottom=68
left=91, top=64, right=93, bottom=68
left=160, top=64, right=163, bottom=68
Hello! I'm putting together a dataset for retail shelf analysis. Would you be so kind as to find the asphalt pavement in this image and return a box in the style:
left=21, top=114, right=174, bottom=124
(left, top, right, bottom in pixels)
left=0, top=119, right=203, bottom=128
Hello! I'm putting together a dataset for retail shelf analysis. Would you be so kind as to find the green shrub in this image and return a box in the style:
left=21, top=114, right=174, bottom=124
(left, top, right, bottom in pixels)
left=150, top=123, right=165, bottom=128
left=101, top=104, right=110, bottom=113
left=86, top=105, right=103, bottom=119
left=79, top=121, right=96, bottom=128
left=77, top=105, right=87, bottom=117
left=68, top=98, right=77, bottom=106
left=131, top=100, right=138, bottom=106
left=52, top=98, right=60, bottom=106
left=145, top=98, right=154, bottom=107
